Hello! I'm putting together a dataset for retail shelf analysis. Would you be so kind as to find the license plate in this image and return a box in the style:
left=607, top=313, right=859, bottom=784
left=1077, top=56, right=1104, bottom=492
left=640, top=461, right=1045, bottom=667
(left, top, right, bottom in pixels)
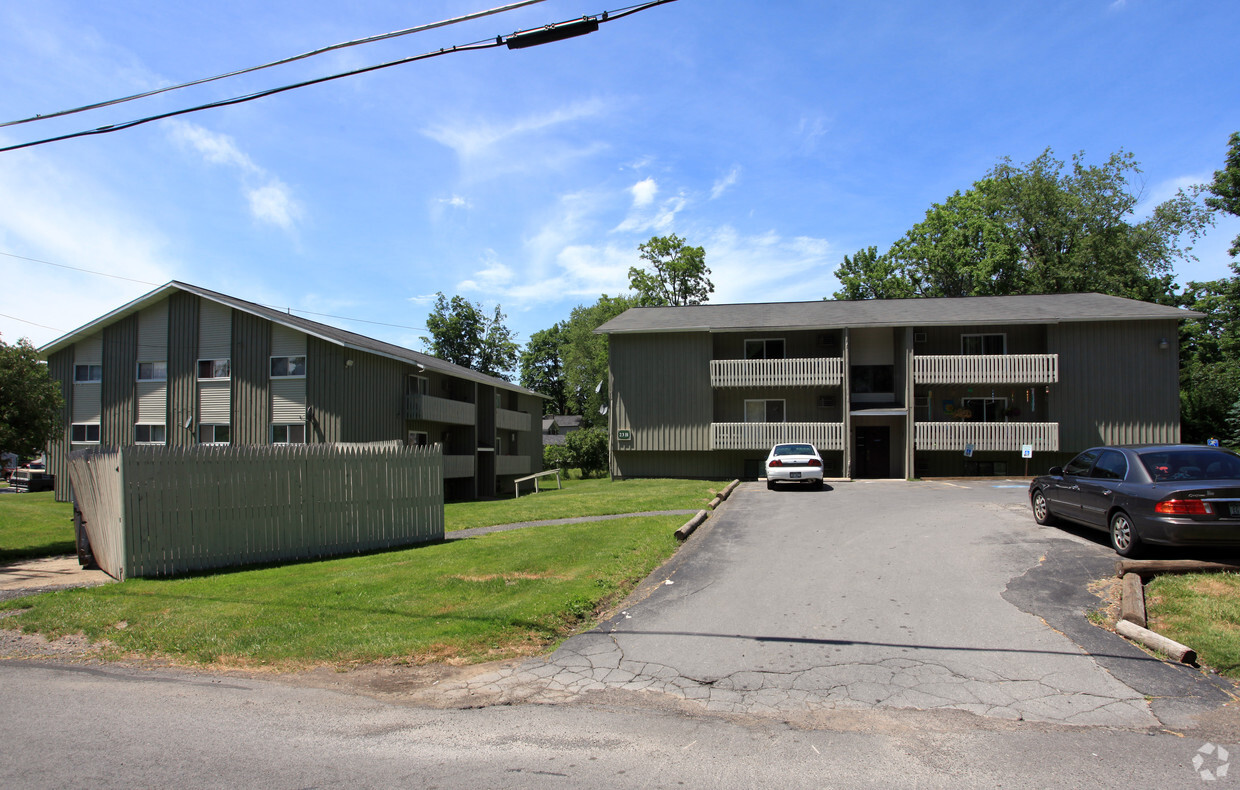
left=1229, top=503, right=1240, bottom=517
left=790, top=472, right=801, bottom=479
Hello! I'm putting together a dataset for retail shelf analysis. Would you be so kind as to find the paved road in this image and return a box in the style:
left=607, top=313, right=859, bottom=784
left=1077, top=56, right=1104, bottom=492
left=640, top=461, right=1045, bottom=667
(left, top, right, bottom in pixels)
left=429, top=480, right=1233, bottom=729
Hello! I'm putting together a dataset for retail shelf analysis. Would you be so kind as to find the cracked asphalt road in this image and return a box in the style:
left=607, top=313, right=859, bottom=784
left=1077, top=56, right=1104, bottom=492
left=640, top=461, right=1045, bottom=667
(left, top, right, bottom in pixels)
left=430, top=480, right=1234, bottom=727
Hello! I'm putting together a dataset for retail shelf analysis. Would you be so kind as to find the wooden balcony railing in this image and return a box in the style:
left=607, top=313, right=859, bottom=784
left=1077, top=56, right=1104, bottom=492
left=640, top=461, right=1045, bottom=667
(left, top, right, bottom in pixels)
left=710, top=357, right=843, bottom=388
left=914, top=422, right=1059, bottom=451
left=406, top=394, right=476, bottom=425
left=711, top=422, right=845, bottom=451
left=913, top=354, right=1058, bottom=384
left=443, top=454, right=475, bottom=479
left=496, top=408, right=532, bottom=432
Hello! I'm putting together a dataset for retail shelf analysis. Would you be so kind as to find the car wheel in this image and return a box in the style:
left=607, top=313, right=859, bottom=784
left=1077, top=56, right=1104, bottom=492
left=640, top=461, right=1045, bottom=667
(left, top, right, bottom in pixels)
left=766, top=479, right=775, bottom=490
left=1109, top=511, right=1143, bottom=558
left=812, top=478, right=824, bottom=490
left=1030, top=489, right=1058, bottom=526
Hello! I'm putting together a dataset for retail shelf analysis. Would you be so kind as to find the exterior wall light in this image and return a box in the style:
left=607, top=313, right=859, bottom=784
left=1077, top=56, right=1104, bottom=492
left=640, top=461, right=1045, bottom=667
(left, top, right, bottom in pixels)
left=1158, top=338, right=1170, bottom=350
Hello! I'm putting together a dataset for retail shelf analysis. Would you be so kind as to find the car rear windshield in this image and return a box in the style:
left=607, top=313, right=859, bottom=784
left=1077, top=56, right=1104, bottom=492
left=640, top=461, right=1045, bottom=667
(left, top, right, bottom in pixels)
left=1139, top=449, right=1240, bottom=482
left=774, top=445, right=815, bottom=456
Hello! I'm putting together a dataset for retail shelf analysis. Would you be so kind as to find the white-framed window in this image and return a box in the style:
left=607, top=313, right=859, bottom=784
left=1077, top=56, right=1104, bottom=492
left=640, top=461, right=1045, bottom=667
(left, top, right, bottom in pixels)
left=744, top=399, right=786, bottom=423
left=74, top=364, right=102, bottom=383
left=409, top=375, right=429, bottom=395
left=134, top=424, right=167, bottom=444
left=961, top=333, right=1006, bottom=355
left=197, top=359, right=231, bottom=380
left=198, top=424, right=231, bottom=444
left=270, top=356, right=307, bottom=378
left=744, top=338, right=786, bottom=360
left=71, top=423, right=101, bottom=443
left=137, top=361, right=168, bottom=381
left=408, top=430, right=429, bottom=448
left=271, top=423, right=306, bottom=444
left=961, top=397, right=1008, bottom=423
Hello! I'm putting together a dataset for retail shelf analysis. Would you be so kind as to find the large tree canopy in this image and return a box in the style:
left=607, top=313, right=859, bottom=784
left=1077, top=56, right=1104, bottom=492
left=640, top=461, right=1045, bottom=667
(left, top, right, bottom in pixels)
left=0, top=336, right=63, bottom=460
left=1204, top=131, right=1240, bottom=258
left=560, top=294, right=638, bottom=427
left=628, top=234, right=713, bottom=307
left=519, top=323, right=568, bottom=415
left=421, top=293, right=518, bottom=381
left=833, top=148, right=1210, bottom=303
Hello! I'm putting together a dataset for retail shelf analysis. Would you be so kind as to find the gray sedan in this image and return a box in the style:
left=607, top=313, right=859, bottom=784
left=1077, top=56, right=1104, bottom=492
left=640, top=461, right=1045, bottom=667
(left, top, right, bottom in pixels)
left=1029, top=444, right=1240, bottom=557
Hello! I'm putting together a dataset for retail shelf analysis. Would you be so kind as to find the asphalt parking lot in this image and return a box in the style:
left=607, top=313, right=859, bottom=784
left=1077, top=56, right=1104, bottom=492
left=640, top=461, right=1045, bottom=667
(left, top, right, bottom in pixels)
left=434, top=480, right=1234, bottom=728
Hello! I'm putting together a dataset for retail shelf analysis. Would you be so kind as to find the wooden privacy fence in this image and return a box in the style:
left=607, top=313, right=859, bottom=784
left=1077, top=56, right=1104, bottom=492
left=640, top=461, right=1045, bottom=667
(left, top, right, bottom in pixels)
left=68, top=443, right=444, bottom=580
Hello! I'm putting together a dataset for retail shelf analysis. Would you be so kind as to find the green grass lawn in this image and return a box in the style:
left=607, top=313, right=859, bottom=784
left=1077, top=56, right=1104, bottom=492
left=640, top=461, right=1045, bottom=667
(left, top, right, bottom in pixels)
left=445, top=477, right=723, bottom=531
left=1, top=477, right=718, bottom=669
left=0, top=491, right=75, bottom=563
left=1145, top=572, right=1240, bottom=678
left=2, top=515, right=682, bottom=668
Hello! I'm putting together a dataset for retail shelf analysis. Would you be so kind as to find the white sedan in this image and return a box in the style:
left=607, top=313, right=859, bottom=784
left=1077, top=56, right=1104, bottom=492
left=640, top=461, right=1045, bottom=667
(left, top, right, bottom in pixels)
left=764, top=443, right=824, bottom=490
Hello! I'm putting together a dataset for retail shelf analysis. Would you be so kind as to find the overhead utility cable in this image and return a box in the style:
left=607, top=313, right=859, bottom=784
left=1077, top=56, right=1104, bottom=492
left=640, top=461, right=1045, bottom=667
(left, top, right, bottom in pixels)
left=0, top=0, right=548, bottom=130
left=0, top=1, right=679, bottom=154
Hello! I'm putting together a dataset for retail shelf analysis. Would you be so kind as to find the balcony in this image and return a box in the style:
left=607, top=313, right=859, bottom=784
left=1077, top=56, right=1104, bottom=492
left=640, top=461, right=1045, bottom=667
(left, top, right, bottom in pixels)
left=710, top=357, right=843, bottom=388
left=913, top=354, right=1058, bottom=385
left=496, top=455, right=532, bottom=476
left=914, top=422, right=1059, bottom=452
left=711, top=422, right=845, bottom=451
left=496, top=407, right=532, bottom=432
left=406, top=393, right=476, bottom=425
left=443, top=454, right=475, bottom=479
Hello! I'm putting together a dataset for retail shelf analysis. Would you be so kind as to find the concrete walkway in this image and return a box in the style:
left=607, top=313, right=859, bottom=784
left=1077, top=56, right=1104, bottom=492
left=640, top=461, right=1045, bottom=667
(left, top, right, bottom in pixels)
left=423, top=481, right=1234, bottom=729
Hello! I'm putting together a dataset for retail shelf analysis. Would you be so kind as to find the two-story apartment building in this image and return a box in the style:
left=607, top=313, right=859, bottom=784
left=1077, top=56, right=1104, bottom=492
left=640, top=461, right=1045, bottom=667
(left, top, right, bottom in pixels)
left=596, top=293, right=1200, bottom=480
left=38, top=282, right=544, bottom=501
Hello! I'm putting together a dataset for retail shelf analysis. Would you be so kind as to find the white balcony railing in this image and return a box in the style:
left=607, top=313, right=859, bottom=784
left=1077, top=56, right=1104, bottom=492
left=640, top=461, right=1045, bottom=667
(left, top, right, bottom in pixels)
left=711, top=422, right=845, bottom=451
left=406, top=394, right=476, bottom=425
left=496, top=455, right=533, bottom=476
left=710, top=357, right=843, bottom=388
left=913, top=354, right=1058, bottom=384
left=496, top=408, right=532, bottom=432
left=443, top=454, right=475, bottom=478
left=914, top=422, right=1059, bottom=451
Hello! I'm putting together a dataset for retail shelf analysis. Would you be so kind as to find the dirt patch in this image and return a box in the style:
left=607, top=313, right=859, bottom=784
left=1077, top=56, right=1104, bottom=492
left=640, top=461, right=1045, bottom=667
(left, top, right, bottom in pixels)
left=0, top=555, right=113, bottom=600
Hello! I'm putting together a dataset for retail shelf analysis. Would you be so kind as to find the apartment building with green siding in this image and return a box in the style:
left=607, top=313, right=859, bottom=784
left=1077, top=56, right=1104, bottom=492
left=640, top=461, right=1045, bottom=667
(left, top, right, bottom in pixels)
left=38, top=282, right=544, bottom=501
left=596, top=293, right=1200, bottom=481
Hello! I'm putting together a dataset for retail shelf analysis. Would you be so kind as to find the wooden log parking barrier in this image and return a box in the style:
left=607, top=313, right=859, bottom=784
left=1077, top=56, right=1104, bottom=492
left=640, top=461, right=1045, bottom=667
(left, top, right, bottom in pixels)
left=1120, top=572, right=1146, bottom=627
left=1115, top=620, right=1197, bottom=664
left=675, top=510, right=710, bottom=541
left=721, top=480, right=740, bottom=499
left=1115, top=559, right=1240, bottom=579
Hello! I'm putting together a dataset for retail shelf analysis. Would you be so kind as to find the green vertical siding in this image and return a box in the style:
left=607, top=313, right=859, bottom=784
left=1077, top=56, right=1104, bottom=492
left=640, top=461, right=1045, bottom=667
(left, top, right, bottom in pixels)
left=101, top=315, right=137, bottom=446
left=611, top=333, right=712, bottom=451
left=1050, top=319, right=1180, bottom=451
left=232, top=311, right=271, bottom=444
left=914, top=324, right=1047, bottom=355
left=167, top=292, right=199, bottom=447
left=47, top=349, right=74, bottom=501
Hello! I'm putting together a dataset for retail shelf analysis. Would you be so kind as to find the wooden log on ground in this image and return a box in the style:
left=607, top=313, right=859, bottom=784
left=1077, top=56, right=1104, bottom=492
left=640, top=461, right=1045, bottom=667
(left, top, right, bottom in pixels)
left=720, top=479, right=740, bottom=500
left=1120, top=572, right=1146, bottom=627
left=674, top=510, right=710, bottom=541
left=1115, top=559, right=1240, bottom=579
left=707, top=496, right=723, bottom=510
left=1115, top=619, right=1197, bottom=664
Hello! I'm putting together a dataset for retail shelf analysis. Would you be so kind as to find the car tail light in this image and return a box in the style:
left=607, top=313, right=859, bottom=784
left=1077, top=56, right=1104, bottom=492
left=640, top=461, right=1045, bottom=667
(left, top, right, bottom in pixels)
left=1155, top=499, right=1214, bottom=515
left=808, top=459, right=822, bottom=467
left=768, top=459, right=783, bottom=467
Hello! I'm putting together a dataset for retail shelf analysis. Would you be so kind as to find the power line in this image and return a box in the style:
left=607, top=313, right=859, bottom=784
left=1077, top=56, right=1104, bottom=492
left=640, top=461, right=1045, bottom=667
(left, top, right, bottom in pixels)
left=0, top=0, right=549, bottom=130
left=0, top=250, right=160, bottom=285
left=0, top=1, right=681, bottom=154
left=0, top=312, right=62, bottom=332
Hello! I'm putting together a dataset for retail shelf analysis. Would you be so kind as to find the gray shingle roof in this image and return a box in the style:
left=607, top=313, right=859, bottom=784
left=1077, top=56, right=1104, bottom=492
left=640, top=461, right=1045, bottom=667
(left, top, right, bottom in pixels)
left=596, top=293, right=1201, bottom=334
left=39, top=281, right=544, bottom=397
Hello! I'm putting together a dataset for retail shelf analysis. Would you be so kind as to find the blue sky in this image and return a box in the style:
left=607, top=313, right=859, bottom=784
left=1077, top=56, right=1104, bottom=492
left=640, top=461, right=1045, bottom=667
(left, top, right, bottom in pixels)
left=2, top=0, right=1238, bottom=361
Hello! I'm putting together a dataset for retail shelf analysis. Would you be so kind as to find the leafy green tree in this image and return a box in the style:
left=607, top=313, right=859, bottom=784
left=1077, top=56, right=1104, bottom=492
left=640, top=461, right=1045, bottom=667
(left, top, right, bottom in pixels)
left=560, top=294, right=638, bottom=427
left=565, top=427, right=609, bottom=478
left=628, top=234, right=713, bottom=307
left=543, top=442, right=569, bottom=472
left=833, top=148, right=1209, bottom=303
left=1204, top=131, right=1240, bottom=257
left=421, top=293, right=518, bottom=380
left=519, top=323, right=568, bottom=415
left=1227, top=396, right=1240, bottom=450
left=0, top=336, right=64, bottom=460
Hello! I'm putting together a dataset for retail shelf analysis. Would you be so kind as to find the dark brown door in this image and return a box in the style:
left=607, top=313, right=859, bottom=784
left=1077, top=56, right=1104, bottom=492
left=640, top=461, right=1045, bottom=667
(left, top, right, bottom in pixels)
left=855, top=427, right=890, bottom=479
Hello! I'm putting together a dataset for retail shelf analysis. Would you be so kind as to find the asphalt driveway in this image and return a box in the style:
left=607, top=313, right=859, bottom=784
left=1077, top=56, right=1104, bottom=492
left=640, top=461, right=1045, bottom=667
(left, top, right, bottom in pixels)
left=435, top=480, right=1233, bottom=728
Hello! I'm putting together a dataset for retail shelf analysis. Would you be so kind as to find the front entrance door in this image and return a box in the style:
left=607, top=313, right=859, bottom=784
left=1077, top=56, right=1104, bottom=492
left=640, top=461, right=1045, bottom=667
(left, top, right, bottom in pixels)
left=855, top=426, right=890, bottom=479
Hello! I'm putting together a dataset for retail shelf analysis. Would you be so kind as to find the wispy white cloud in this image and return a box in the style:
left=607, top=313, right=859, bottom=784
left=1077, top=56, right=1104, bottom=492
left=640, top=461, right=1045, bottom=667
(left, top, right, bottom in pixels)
left=439, top=195, right=471, bottom=209
left=631, top=177, right=658, bottom=207
left=711, top=166, right=742, bottom=199
left=796, top=114, right=831, bottom=153
left=457, top=251, right=516, bottom=293
left=168, top=121, right=302, bottom=230
left=615, top=191, right=689, bottom=233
